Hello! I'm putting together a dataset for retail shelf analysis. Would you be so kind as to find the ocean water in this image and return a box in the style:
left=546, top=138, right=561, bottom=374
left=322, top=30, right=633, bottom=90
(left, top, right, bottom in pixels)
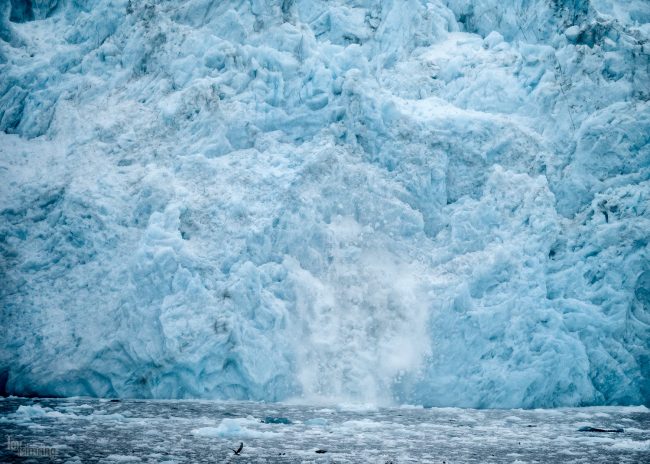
left=0, top=398, right=648, bottom=463
left=1, top=0, right=649, bottom=410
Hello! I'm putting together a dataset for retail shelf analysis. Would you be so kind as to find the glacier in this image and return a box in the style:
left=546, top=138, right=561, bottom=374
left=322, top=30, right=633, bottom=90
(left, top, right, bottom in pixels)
left=0, top=0, right=648, bottom=408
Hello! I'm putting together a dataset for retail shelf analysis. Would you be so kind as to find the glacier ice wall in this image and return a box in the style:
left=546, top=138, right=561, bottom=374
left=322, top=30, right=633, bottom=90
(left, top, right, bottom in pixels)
left=0, top=0, right=648, bottom=407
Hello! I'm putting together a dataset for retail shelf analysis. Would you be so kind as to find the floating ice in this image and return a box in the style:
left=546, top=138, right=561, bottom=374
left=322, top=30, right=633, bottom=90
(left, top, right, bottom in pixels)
left=0, top=395, right=648, bottom=462
left=192, top=417, right=275, bottom=438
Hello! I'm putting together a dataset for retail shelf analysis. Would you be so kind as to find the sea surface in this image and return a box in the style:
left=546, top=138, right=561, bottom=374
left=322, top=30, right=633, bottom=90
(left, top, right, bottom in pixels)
left=0, top=398, right=648, bottom=463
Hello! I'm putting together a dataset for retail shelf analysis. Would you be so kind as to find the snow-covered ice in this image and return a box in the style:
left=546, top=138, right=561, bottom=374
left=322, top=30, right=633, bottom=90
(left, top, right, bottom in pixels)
left=0, top=0, right=649, bottom=408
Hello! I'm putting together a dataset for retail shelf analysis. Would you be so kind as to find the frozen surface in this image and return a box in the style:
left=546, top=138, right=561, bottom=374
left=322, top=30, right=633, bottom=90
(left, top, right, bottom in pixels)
left=0, top=398, right=649, bottom=463
left=0, top=1, right=649, bottom=407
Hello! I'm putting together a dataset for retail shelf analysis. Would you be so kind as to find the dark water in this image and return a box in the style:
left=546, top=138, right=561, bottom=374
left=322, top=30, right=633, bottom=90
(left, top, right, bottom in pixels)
left=0, top=397, right=648, bottom=463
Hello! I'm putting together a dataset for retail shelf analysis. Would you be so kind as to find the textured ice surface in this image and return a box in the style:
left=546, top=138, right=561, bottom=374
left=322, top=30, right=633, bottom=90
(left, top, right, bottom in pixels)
left=0, top=0, right=649, bottom=407
left=0, top=398, right=648, bottom=463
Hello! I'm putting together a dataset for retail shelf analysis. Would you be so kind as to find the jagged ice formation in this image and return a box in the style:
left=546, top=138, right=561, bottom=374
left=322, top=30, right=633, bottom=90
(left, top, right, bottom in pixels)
left=0, top=0, right=649, bottom=407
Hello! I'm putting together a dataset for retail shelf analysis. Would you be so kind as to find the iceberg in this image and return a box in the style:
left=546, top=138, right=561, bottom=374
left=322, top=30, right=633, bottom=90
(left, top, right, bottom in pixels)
left=0, top=0, right=648, bottom=408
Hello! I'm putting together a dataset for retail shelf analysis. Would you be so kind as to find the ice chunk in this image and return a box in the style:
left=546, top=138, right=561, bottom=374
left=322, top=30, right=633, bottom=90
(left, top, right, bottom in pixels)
left=565, top=25, right=581, bottom=42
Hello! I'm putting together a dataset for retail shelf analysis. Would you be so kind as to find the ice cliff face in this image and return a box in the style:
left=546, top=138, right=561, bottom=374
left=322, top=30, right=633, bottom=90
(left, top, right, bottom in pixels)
left=0, top=0, right=649, bottom=407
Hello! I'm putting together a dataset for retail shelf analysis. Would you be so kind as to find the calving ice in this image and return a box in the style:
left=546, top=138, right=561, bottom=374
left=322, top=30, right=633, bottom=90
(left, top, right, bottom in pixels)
left=0, top=0, right=648, bottom=409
